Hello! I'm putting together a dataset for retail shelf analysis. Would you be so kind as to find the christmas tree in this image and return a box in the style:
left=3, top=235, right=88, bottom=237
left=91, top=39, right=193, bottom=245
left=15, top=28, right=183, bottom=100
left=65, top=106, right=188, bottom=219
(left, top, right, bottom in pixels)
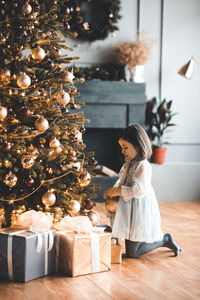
left=0, top=0, right=98, bottom=227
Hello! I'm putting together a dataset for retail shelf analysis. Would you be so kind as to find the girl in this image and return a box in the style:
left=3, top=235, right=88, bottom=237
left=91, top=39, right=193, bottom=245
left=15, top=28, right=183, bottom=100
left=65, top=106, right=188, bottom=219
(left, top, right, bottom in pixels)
left=103, top=124, right=181, bottom=258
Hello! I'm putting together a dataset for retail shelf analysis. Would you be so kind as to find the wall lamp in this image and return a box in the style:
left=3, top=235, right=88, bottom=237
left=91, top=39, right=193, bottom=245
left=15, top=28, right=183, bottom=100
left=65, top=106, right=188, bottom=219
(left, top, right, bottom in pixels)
left=178, top=56, right=200, bottom=79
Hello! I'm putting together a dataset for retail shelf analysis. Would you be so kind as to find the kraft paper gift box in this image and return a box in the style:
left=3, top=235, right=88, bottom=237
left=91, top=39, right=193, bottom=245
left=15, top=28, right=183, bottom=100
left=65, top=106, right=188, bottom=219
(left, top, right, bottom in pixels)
left=111, top=244, right=122, bottom=264
left=0, top=227, right=56, bottom=282
left=57, top=231, right=111, bottom=277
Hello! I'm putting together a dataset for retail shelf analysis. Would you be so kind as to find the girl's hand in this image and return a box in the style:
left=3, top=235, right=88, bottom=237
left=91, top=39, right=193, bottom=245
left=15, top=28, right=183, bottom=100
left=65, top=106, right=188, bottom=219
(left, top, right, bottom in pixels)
left=103, top=187, right=122, bottom=199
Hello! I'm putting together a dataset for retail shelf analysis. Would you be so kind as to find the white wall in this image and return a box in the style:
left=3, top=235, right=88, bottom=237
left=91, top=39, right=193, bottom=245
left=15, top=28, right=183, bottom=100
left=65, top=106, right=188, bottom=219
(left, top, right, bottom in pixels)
left=67, top=0, right=200, bottom=163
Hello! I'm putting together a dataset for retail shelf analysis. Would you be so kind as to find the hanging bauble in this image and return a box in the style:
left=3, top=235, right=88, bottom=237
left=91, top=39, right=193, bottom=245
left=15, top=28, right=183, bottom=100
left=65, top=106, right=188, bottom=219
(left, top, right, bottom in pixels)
left=7, top=109, right=16, bottom=121
left=46, top=59, right=55, bottom=69
left=84, top=199, right=94, bottom=210
left=2, top=141, right=11, bottom=152
left=25, top=176, right=34, bottom=187
left=42, top=191, right=56, bottom=206
left=3, top=159, right=12, bottom=168
left=21, top=155, right=34, bottom=169
left=49, top=138, right=60, bottom=149
left=22, top=3, right=32, bottom=14
left=0, top=34, right=6, bottom=45
left=4, top=172, right=18, bottom=187
left=0, top=106, right=7, bottom=120
left=78, top=170, right=91, bottom=187
left=56, top=90, right=70, bottom=106
left=105, top=198, right=118, bottom=213
left=31, top=46, right=45, bottom=61
left=62, top=71, right=74, bottom=83
left=67, top=200, right=80, bottom=215
left=0, top=69, right=11, bottom=80
left=87, top=211, right=98, bottom=226
left=19, top=107, right=31, bottom=119
left=53, top=207, right=63, bottom=221
left=69, top=103, right=77, bottom=109
left=17, top=72, right=31, bottom=89
left=35, top=116, right=49, bottom=131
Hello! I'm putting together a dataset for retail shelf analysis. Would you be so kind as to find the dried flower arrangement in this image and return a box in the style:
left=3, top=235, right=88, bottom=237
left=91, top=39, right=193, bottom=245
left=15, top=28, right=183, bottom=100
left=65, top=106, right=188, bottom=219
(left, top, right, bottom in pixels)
left=115, top=32, right=156, bottom=81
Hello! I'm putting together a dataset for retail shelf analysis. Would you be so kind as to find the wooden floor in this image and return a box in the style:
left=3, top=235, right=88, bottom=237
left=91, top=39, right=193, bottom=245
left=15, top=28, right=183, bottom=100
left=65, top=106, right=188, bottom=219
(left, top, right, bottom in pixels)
left=0, top=201, right=200, bottom=300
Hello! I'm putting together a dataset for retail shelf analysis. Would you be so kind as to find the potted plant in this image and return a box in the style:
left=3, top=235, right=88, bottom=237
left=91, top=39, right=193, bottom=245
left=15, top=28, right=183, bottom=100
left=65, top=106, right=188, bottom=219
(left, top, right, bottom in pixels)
left=145, top=97, right=177, bottom=164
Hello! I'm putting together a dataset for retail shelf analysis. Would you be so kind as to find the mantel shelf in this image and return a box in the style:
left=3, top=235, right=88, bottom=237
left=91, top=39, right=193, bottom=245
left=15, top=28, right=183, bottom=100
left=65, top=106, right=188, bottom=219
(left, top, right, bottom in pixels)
left=75, top=80, right=147, bottom=129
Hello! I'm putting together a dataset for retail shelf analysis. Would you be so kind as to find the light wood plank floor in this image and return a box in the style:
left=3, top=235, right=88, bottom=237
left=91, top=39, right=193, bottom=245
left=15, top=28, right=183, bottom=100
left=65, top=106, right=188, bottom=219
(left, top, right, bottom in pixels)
left=0, top=201, right=200, bottom=300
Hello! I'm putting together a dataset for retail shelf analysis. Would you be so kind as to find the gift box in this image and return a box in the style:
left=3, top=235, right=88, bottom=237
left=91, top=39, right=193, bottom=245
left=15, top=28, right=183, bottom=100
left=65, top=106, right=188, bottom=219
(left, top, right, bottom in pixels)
left=0, top=227, right=56, bottom=282
left=57, top=231, right=111, bottom=277
left=111, top=244, right=122, bottom=264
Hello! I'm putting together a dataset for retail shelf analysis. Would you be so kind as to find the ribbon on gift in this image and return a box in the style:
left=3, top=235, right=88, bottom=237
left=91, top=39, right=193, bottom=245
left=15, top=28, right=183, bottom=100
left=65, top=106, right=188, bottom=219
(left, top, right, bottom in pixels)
left=90, top=232, right=100, bottom=273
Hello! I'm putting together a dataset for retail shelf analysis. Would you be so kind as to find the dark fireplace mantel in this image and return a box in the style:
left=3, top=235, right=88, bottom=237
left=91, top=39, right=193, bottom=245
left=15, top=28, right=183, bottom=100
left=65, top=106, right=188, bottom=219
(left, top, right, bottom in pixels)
left=75, top=80, right=147, bottom=172
left=76, top=80, right=147, bottom=128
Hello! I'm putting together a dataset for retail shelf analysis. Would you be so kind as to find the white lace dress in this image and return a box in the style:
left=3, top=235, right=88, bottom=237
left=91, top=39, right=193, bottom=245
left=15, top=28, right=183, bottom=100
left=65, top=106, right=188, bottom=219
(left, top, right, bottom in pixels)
left=111, top=159, right=163, bottom=243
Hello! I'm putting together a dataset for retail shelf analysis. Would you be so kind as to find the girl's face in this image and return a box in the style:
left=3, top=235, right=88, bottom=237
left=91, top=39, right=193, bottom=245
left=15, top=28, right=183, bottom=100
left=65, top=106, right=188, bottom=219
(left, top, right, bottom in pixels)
left=118, top=138, right=138, bottom=161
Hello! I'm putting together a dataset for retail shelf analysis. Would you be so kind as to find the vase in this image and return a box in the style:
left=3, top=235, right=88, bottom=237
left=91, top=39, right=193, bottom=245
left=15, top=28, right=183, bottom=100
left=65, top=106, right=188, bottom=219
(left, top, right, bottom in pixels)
left=151, top=147, right=166, bottom=164
left=127, top=65, right=144, bottom=82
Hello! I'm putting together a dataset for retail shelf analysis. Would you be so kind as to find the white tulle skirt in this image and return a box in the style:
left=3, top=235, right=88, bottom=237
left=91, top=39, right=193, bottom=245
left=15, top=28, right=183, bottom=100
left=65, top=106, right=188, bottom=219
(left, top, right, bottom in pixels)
left=111, top=186, right=163, bottom=243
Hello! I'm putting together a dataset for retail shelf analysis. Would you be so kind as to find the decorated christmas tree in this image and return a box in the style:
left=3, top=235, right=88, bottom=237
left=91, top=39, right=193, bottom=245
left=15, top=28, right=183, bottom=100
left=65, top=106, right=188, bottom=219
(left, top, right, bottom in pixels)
left=0, top=0, right=98, bottom=227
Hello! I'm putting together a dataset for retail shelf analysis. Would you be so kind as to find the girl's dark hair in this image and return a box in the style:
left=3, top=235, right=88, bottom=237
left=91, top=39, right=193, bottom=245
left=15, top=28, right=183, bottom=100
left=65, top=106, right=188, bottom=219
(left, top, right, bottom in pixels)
left=118, top=124, right=152, bottom=160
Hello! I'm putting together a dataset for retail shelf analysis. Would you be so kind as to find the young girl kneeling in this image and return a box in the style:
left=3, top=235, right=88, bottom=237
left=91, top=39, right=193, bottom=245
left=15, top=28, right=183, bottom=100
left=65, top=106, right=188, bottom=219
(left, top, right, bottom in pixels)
left=104, top=124, right=181, bottom=258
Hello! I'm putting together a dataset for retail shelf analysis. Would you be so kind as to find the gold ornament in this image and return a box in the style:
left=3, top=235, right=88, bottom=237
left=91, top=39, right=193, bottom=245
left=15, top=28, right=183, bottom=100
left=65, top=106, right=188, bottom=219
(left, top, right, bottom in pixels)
left=35, top=116, right=49, bottom=131
left=22, top=3, right=32, bottom=14
left=56, top=90, right=70, bottom=106
left=42, top=191, right=56, bottom=206
left=0, top=34, right=6, bottom=45
left=17, top=72, right=31, bottom=89
left=62, top=71, right=74, bottom=83
left=66, top=161, right=81, bottom=171
left=0, top=69, right=11, bottom=80
left=78, top=170, right=91, bottom=187
left=0, top=208, right=5, bottom=226
left=21, top=155, right=34, bottom=169
left=4, top=172, right=18, bottom=187
left=49, top=138, right=60, bottom=149
left=0, top=105, right=7, bottom=120
left=67, top=200, right=81, bottom=215
left=105, top=198, right=118, bottom=213
left=87, top=211, right=98, bottom=226
left=53, top=207, right=63, bottom=221
left=27, top=145, right=38, bottom=159
left=3, top=159, right=12, bottom=168
left=31, top=46, right=45, bottom=61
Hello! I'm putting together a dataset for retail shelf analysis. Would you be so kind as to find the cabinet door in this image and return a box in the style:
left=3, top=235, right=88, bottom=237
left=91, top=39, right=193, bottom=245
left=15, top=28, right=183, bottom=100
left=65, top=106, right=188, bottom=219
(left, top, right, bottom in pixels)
left=82, top=104, right=127, bottom=128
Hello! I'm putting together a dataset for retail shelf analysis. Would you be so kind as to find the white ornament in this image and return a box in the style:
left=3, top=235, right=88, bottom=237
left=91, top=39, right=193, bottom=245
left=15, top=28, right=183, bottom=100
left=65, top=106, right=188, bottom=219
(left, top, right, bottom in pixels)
left=56, top=90, right=70, bottom=106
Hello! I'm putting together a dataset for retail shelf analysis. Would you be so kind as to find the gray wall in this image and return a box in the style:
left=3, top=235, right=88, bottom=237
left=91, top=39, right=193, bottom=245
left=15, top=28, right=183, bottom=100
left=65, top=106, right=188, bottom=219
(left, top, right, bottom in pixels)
left=67, top=0, right=200, bottom=164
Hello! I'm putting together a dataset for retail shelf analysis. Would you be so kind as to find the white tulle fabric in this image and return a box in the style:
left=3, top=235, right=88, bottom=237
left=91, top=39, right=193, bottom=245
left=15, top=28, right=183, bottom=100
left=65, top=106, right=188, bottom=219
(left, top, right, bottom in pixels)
left=17, top=210, right=53, bottom=232
left=54, top=215, right=94, bottom=234
left=111, top=159, right=163, bottom=243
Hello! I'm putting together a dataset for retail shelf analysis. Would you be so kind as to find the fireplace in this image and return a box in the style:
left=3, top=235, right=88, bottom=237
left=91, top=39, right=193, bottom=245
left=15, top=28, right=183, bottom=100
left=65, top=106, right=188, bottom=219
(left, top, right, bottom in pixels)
left=77, top=80, right=147, bottom=172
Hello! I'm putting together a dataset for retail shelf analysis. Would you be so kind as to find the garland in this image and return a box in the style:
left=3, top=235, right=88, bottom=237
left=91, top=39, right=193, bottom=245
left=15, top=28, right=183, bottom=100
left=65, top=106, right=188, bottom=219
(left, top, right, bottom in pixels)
left=64, top=0, right=121, bottom=42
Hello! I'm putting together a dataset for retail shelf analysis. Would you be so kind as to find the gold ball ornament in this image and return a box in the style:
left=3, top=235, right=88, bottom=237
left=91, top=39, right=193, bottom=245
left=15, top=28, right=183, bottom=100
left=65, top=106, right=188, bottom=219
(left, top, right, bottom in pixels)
left=0, top=69, right=11, bottom=80
left=67, top=200, right=81, bottom=215
left=62, top=71, right=74, bottom=83
left=0, top=106, right=8, bottom=120
left=87, top=211, right=98, bottom=227
left=17, top=73, right=31, bottom=89
left=78, top=171, right=91, bottom=187
left=21, top=155, right=34, bottom=169
left=49, top=138, right=60, bottom=149
left=56, top=90, right=70, bottom=106
left=4, top=172, right=18, bottom=187
left=35, top=116, right=49, bottom=131
left=105, top=198, right=118, bottom=213
left=53, top=207, right=63, bottom=221
left=22, top=3, right=32, bottom=14
left=42, top=191, right=56, bottom=206
left=31, top=46, right=45, bottom=61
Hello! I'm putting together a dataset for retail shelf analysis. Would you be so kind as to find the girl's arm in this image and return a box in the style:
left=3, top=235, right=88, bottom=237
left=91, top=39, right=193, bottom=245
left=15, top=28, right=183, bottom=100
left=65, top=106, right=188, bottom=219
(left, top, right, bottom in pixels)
left=121, top=161, right=151, bottom=201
